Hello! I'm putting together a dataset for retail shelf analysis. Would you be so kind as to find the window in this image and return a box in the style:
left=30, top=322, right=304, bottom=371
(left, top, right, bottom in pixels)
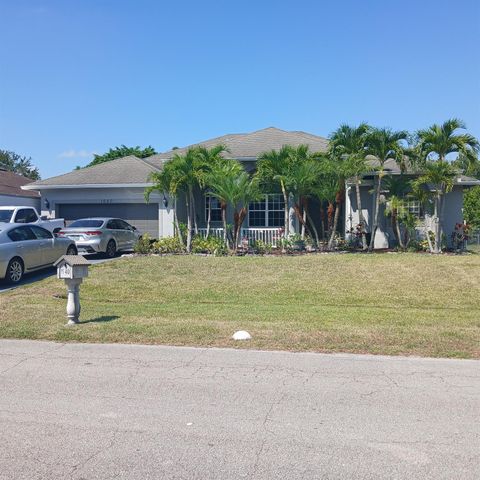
left=248, top=194, right=285, bottom=227
left=14, top=208, right=38, bottom=223
left=30, top=225, right=53, bottom=239
left=69, top=220, right=105, bottom=228
left=106, top=220, right=119, bottom=229
left=205, top=195, right=222, bottom=222
left=8, top=226, right=37, bottom=242
left=398, top=200, right=423, bottom=218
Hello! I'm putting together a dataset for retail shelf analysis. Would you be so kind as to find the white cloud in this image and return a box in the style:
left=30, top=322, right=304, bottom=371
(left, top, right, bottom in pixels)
left=58, top=150, right=95, bottom=159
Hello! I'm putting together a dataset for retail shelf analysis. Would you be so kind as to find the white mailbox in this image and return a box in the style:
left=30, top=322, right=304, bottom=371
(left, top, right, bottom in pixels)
left=54, top=255, right=91, bottom=325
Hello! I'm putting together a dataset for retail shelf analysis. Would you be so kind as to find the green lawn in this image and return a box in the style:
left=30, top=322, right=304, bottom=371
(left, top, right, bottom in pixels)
left=1, top=253, right=479, bottom=358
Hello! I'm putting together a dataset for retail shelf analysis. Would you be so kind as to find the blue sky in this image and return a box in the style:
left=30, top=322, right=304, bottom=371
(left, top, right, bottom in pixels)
left=0, top=0, right=479, bottom=178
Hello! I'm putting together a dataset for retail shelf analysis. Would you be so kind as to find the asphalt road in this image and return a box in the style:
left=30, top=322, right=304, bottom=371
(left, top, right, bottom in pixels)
left=0, top=254, right=118, bottom=293
left=0, top=341, right=478, bottom=480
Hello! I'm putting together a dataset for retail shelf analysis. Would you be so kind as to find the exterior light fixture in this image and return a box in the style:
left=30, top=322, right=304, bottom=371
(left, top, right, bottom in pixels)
left=163, top=195, right=168, bottom=208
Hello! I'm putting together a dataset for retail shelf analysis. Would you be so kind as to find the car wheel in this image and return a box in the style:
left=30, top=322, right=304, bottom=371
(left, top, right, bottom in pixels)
left=6, top=257, right=24, bottom=284
left=105, top=240, right=116, bottom=258
left=66, top=245, right=78, bottom=256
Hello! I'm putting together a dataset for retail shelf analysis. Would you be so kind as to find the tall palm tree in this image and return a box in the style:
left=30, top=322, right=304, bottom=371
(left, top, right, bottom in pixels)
left=365, top=128, right=408, bottom=251
left=257, top=146, right=295, bottom=237
left=415, top=119, right=479, bottom=253
left=412, top=161, right=457, bottom=253
left=329, top=123, right=370, bottom=250
left=145, top=160, right=184, bottom=245
left=286, top=146, right=322, bottom=240
left=383, top=175, right=413, bottom=249
left=195, top=144, right=227, bottom=237
left=206, top=161, right=261, bottom=250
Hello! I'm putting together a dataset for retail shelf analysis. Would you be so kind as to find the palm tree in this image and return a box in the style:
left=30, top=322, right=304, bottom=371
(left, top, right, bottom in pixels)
left=286, top=146, right=322, bottom=240
left=383, top=175, right=413, bottom=250
left=145, top=158, right=185, bottom=245
left=257, top=146, right=295, bottom=237
left=412, top=161, right=457, bottom=253
left=365, top=128, right=408, bottom=251
left=206, top=161, right=261, bottom=250
left=329, top=123, right=370, bottom=250
left=415, top=119, right=479, bottom=253
left=195, top=144, right=227, bottom=237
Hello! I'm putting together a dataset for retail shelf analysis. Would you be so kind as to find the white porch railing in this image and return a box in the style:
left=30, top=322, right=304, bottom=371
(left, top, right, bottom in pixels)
left=197, top=227, right=282, bottom=247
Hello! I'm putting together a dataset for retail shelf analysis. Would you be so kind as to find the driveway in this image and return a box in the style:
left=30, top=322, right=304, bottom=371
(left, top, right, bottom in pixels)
left=0, top=341, right=478, bottom=479
left=0, top=254, right=119, bottom=293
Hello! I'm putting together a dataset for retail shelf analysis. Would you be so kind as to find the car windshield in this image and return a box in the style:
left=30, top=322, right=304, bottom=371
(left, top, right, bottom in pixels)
left=68, top=219, right=104, bottom=228
left=0, top=210, right=14, bottom=223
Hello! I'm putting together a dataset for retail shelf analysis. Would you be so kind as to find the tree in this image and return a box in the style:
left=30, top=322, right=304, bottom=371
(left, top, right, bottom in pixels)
left=195, top=145, right=228, bottom=237
left=285, top=145, right=323, bottom=240
left=415, top=119, right=479, bottom=253
left=0, top=150, right=40, bottom=180
left=145, top=159, right=184, bottom=246
left=412, top=161, right=457, bottom=253
left=383, top=175, right=414, bottom=249
left=206, top=161, right=261, bottom=250
left=365, top=128, right=408, bottom=251
left=257, top=146, right=295, bottom=237
left=86, top=145, right=157, bottom=167
left=464, top=186, right=480, bottom=230
left=329, top=123, right=370, bottom=250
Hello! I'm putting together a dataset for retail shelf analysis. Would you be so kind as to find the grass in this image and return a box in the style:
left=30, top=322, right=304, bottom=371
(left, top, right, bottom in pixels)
left=0, top=253, right=479, bottom=358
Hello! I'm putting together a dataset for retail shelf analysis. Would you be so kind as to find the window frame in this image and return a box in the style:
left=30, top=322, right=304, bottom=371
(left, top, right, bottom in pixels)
left=205, top=195, right=223, bottom=223
left=248, top=194, right=285, bottom=228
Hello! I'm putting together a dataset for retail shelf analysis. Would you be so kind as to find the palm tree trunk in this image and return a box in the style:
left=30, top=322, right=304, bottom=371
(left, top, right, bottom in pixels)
left=391, top=208, right=404, bottom=250
left=173, top=196, right=184, bottom=245
left=191, top=190, right=198, bottom=235
left=280, top=180, right=289, bottom=237
left=185, top=190, right=192, bottom=252
left=306, top=210, right=319, bottom=246
left=368, top=175, right=383, bottom=251
left=355, top=177, right=368, bottom=250
left=433, top=193, right=441, bottom=253
left=221, top=202, right=228, bottom=248
left=319, top=205, right=326, bottom=241
left=205, top=195, right=211, bottom=238
left=300, top=197, right=308, bottom=240
left=328, top=202, right=340, bottom=250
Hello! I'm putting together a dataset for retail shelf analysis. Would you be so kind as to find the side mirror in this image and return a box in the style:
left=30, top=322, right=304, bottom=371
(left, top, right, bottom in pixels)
left=132, top=226, right=137, bottom=231
left=40, top=215, right=48, bottom=220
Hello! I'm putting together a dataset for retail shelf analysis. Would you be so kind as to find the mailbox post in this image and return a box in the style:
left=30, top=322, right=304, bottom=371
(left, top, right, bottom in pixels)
left=54, top=255, right=91, bottom=325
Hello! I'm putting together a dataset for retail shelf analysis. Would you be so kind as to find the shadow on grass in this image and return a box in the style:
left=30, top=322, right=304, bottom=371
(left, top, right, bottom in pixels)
left=80, top=315, right=120, bottom=324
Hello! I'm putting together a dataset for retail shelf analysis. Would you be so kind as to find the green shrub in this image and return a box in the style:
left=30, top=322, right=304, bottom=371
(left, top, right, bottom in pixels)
left=191, top=235, right=227, bottom=255
left=252, top=240, right=272, bottom=255
left=134, top=234, right=154, bottom=254
left=152, top=236, right=185, bottom=254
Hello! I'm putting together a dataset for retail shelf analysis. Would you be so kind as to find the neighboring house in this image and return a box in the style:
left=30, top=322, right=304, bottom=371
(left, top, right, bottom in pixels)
left=22, top=127, right=480, bottom=248
left=0, top=168, right=40, bottom=209
left=346, top=158, right=480, bottom=248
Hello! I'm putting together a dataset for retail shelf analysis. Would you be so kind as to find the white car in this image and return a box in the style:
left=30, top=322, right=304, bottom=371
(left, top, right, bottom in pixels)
left=0, top=206, right=65, bottom=234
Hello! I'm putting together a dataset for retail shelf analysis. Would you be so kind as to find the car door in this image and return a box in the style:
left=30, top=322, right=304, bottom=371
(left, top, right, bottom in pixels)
left=106, top=219, right=125, bottom=249
left=7, top=226, right=44, bottom=270
left=30, top=225, right=58, bottom=265
left=118, top=220, right=137, bottom=249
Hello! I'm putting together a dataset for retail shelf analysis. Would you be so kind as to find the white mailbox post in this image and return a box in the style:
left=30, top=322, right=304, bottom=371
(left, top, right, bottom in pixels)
left=54, top=255, right=91, bottom=325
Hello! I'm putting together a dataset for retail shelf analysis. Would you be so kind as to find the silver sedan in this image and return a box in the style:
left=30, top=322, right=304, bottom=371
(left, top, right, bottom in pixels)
left=0, top=223, right=77, bottom=284
left=58, top=218, right=141, bottom=257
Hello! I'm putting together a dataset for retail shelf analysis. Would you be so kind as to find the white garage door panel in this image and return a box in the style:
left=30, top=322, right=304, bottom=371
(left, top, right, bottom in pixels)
left=57, top=203, right=159, bottom=237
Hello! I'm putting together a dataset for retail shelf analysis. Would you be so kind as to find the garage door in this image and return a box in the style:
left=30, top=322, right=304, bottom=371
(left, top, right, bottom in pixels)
left=57, top=203, right=159, bottom=237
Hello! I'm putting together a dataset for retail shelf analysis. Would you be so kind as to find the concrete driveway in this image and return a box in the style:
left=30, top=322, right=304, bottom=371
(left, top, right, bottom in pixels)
left=0, top=341, right=478, bottom=479
left=0, top=254, right=119, bottom=293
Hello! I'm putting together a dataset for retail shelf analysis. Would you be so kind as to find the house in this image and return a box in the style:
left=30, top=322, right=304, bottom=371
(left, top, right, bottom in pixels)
left=22, top=127, right=480, bottom=248
left=0, top=168, right=40, bottom=209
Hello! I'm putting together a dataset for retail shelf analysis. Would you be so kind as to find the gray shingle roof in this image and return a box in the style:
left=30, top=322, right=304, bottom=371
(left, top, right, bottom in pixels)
left=24, top=156, right=158, bottom=188
left=146, top=127, right=329, bottom=168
